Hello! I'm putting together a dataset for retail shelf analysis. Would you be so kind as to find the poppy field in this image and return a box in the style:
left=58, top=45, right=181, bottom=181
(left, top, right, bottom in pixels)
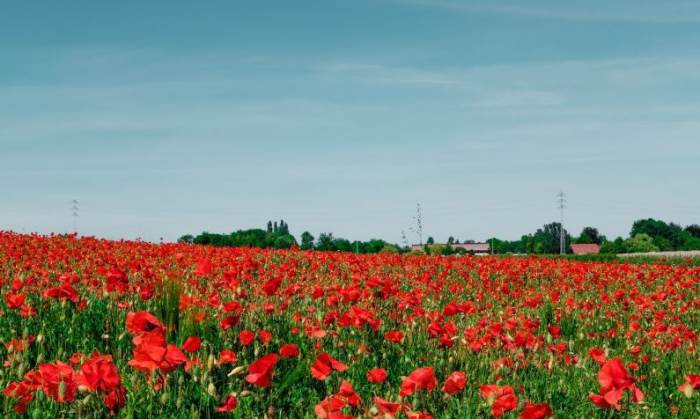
left=0, top=232, right=698, bottom=418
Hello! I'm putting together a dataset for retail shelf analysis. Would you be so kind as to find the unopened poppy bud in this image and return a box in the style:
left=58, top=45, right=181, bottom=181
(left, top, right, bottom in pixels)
left=178, top=375, right=185, bottom=386
left=36, top=334, right=44, bottom=344
left=102, top=334, right=110, bottom=340
left=207, top=353, right=216, bottom=370
left=228, top=366, right=246, bottom=376
left=207, top=382, right=217, bottom=397
left=160, top=392, right=170, bottom=404
left=58, top=381, right=66, bottom=401
left=239, top=391, right=251, bottom=397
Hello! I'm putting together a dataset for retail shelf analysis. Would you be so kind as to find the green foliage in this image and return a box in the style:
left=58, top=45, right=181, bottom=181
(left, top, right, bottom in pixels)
left=576, top=227, right=604, bottom=244
left=630, top=218, right=684, bottom=249
left=623, top=233, right=659, bottom=253
left=300, top=231, right=314, bottom=250
left=177, top=234, right=194, bottom=244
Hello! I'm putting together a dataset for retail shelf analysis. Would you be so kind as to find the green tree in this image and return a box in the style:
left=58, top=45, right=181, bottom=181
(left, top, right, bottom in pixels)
left=426, top=237, right=435, bottom=245
left=630, top=218, right=683, bottom=249
left=273, top=234, right=296, bottom=249
left=300, top=231, right=314, bottom=250
left=577, top=227, right=603, bottom=244
left=600, top=237, right=625, bottom=254
left=315, top=233, right=335, bottom=251
left=623, top=233, right=659, bottom=253
left=685, top=224, right=700, bottom=238
left=533, top=222, right=571, bottom=254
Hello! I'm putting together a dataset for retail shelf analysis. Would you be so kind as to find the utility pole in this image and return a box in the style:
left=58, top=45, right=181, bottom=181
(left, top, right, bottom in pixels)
left=71, top=199, right=79, bottom=234
left=557, top=191, right=565, bottom=254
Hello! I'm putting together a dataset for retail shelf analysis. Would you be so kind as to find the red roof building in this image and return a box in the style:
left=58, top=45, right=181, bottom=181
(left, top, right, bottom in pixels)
left=570, top=243, right=600, bottom=255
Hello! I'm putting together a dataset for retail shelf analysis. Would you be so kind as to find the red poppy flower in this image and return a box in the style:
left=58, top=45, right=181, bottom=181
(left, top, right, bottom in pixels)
left=239, top=330, right=255, bottom=346
left=182, top=336, right=201, bottom=353
left=258, top=330, right=272, bottom=345
left=400, top=367, right=437, bottom=397
left=38, top=362, right=77, bottom=403
left=679, top=374, right=700, bottom=397
left=441, top=371, right=467, bottom=395
left=126, top=311, right=164, bottom=335
left=128, top=332, right=167, bottom=374
left=315, top=395, right=346, bottom=418
left=520, top=401, right=553, bottom=419
left=219, top=349, right=237, bottom=365
left=75, top=354, right=121, bottom=392
left=588, top=347, right=606, bottom=366
left=589, top=358, right=644, bottom=410
left=311, top=352, right=348, bottom=381
left=479, top=385, right=518, bottom=417
left=337, top=380, right=361, bottom=407
left=279, top=343, right=299, bottom=358
left=262, top=278, right=281, bottom=296
left=216, top=394, right=238, bottom=412
left=374, top=397, right=402, bottom=417
left=195, top=258, right=213, bottom=276
left=367, top=368, right=388, bottom=384
left=384, top=330, right=404, bottom=343
left=5, top=293, right=25, bottom=310
left=245, top=354, right=278, bottom=388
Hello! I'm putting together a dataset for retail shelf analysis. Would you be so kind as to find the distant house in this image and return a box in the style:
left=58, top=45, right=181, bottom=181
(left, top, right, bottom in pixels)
left=411, top=242, right=491, bottom=254
left=570, top=243, right=600, bottom=255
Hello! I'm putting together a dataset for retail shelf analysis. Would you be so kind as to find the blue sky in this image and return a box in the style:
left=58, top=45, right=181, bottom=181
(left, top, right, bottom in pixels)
left=1, top=0, right=699, bottom=243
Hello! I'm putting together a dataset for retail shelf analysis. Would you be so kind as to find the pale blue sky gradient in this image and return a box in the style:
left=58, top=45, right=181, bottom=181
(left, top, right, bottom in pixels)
left=1, top=0, right=699, bottom=243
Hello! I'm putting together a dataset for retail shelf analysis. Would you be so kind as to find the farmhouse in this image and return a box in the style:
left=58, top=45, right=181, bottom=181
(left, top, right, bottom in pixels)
left=411, top=242, right=491, bottom=254
left=570, top=243, right=601, bottom=255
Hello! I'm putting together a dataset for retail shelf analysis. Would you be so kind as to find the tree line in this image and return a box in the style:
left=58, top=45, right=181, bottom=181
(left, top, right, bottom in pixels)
left=486, top=218, right=700, bottom=254
left=178, top=220, right=400, bottom=254
left=179, top=218, right=700, bottom=255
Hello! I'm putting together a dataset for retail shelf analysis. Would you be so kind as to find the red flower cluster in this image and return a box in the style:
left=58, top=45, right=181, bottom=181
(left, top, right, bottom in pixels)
left=126, top=311, right=189, bottom=386
left=589, top=358, right=644, bottom=410
left=3, top=353, right=125, bottom=414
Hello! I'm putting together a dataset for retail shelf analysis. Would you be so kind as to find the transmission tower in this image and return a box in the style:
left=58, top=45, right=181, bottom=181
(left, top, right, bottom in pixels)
left=557, top=191, right=565, bottom=254
left=409, top=202, right=423, bottom=245
left=71, top=199, right=79, bottom=234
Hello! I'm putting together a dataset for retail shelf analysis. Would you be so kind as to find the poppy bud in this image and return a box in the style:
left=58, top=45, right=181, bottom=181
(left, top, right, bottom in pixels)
left=207, top=382, right=217, bottom=397
left=160, top=392, right=170, bottom=405
left=58, top=380, right=67, bottom=401
left=207, top=353, right=216, bottom=370
left=36, top=333, right=44, bottom=344
left=228, top=366, right=246, bottom=376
